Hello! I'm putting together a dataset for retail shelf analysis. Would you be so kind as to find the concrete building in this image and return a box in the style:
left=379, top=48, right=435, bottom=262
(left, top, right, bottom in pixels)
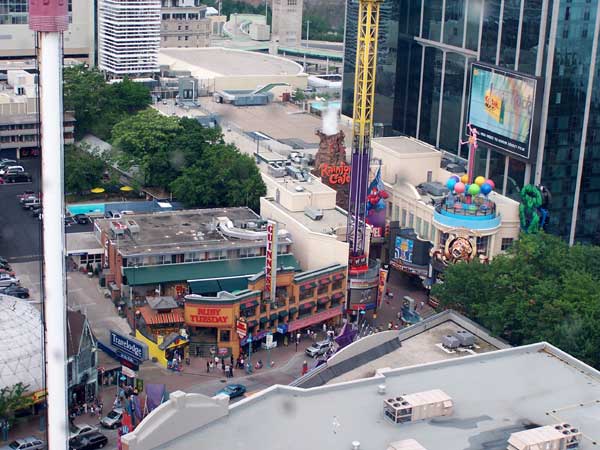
left=158, top=47, right=307, bottom=94
left=0, top=69, right=75, bottom=158
left=271, top=0, right=303, bottom=47
left=370, top=136, right=520, bottom=281
left=0, top=0, right=94, bottom=63
left=98, top=0, right=161, bottom=78
left=160, top=0, right=210, bottom=48
left=121, top=335, right=600, bottom=450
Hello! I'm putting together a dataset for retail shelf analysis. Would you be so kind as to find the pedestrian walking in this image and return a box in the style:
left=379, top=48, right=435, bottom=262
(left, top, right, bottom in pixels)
left=214, top=355, right=219, bottom=366
left=301, top=360, right=308, bottom=376
left=229, top=365, right=234, bottom=377
left=420, top=300, right=425, bottom=310
left=225, top=364, right=230, bottom=378
left=296, top=332, right=301, bottom=343
left=230, top=354, right=234, bottom=366
left=90, top=404, right=95, bottom=417
left=98, top=402, right=103, bottom=417
left=83, top=402, right=88, bottom=414
left=322, top=323, right=327, bottom=334
left=396, top=311, right=402, bottom=321
left=206, top=360, right=210, bottom=373
left=221, top=360, right=225, bottom=372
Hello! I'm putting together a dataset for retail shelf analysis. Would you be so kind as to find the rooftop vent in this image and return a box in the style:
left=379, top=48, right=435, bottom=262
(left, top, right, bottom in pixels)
left=351, top=441, right=360, bottom=450
left=378, top=384, right=386, bottom=395
left=507, top=423, right=582, bottom=450
left=455, top=330, right=475, bottom=347
left=304, top=207, right=323, bottom=221
left=441, top=334, right=460, bottom=349
left=110, top=220, right=127, bottom=236
left=383, top=389, right=453, bottom=424
left=126, top=219, right=140, bottom=234
left=388, top=439, right=428, bottom=450
left=268, top=164, right=286, bottom=178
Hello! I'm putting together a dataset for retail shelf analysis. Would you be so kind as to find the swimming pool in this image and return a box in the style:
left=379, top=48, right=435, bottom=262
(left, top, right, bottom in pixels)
left=310, top=101, right=341, bottom=112
left=67, top=203, right=105, bottom=216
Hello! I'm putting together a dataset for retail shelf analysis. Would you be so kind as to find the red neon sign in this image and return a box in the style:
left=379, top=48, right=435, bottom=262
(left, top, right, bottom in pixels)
left=320, top=163, right=351, bottom=185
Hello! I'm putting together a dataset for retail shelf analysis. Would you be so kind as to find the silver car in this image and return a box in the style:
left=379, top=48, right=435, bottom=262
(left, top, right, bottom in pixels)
left=100, top=408, right=123, bottom=429
left=1, top=436, right=45, bottom=450
left=305, top=340, right=332, bottom=358
left=0, top=273, right=19, bottom=287
left=69, top=423, right=99, bottom=440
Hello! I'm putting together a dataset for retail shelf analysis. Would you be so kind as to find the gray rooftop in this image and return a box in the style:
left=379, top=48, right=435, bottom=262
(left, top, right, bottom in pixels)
left=124, top=342, right=600, bottom=450
left=264, top=197, right=347, bottom=235
left=95, top=207, right=292, bottom=256
left=66, top=232, right=103, bottom=255
left=372, top=136, right=439, bottom=156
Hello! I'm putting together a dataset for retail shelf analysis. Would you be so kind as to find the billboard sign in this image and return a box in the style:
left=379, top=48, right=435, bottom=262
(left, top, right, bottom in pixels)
left=265, top=220, right=278, bottom=302
left=110, top=330, right=148, bottom=362
left=185, top=306, right=234, bottom=327
left=394, top=237, right=414, bottom=263
left=467, top=63, right=539, bottom=160
left=236, top=319, right=248, bottom=338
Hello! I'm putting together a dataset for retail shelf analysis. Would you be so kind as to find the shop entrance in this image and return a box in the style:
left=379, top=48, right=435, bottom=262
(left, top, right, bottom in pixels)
left=189, top=326, right=217, bottom=357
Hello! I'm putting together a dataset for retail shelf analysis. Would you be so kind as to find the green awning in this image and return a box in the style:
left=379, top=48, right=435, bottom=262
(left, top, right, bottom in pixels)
left=269, top=313, right=278, bottom=321
left=240, top=300, right=259, bottom=310
left=289, top=307, right=297, bottom=314
left=188, top=279, right=220, bottom=294
left=247, top=320, right=258, bottom=327
left=259, top=317, right=268, bottom=323
left=218, top=277, right=250, bottom=293
left=124, top=254, right=301, bottom=288
left=317, top=297, right=330, bottom=305
left=278, top=310, right=289, bottom=317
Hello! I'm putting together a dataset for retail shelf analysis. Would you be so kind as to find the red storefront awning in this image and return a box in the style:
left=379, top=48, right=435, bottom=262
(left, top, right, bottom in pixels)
left=287, top=305, right=343, bottom=332
left=139, top=306, right=185, bottom=325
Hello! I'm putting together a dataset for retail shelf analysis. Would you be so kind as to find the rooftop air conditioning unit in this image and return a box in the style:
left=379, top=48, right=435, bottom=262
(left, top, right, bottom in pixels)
left=110, top=220, right=127, bottom=236
left=304, top=207, right=323, bottom=221
left=126, top=219, right=140, bottom=234
left=507, top=423, right=582, bottom=450
left=268, top=164, right=286, bottom=178
left=387, top=439, right=428, bottom=450
left=455, top=330, right=475, bottom=347
left=383, top=389, right=453, bottom=424
left=441, top=335, right=460, bottom=349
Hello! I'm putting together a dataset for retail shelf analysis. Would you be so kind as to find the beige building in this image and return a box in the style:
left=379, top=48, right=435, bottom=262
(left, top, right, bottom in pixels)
left=271, top=0, right=303, bottom=47
left=0, top=70, right=75, bottom=158
left=0, top=0, right=95, bottom=63
left=371, top=136, right=520, bottom=266
left=161, top=1, right=210, bottom=48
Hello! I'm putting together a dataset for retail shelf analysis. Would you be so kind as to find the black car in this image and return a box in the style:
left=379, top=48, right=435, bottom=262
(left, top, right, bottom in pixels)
left=5, top=172, right=32, bottom=183
left=0, top=286, right=29, bottom=298
left=0, top=261, right=11, bottom=271
left=69, top=431, right=108, bottom=450
left=74, top=214, right=91, bottom=224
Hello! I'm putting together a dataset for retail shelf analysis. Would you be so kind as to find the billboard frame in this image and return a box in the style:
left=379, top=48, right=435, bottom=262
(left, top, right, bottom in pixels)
left=466, top=62, right=543, bottom=162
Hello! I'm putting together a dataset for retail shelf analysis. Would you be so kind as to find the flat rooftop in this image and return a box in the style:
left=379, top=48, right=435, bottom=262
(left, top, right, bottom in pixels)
left=94, top=207, right=291, bottom=256
left=66, top=232, right=102, bottom=255
left=158, top=47, right=303, bottom=79
left=136, top=342, right=600, bottom=450
left=264, top=197, right=347, bottom=235
left=372, top=136, right=440, bottom=156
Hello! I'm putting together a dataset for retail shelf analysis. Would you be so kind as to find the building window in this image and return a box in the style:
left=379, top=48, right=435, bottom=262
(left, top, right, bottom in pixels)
left=317, top=284, right=328, bottom=295
left=423, top=222, right=429, bottom=240
left=408, top=213, right=414, bottom=228
left=476, top=236, right=489, bottom=255
left=431, top=227, right=436, bottom=243
left=415, top=217, right=422, bottom=235
left=440, top=233, right=449, bottom=246
left=299, top=288, right=315, bottom=300
left=67, top=361, right=73, bottom=383
left=220, top=330, right=230, bottom=342
left=332, top=280, right=343, bottom=291
left=501, top=238, right=514, bottom=251
left=90, top=352, right=96, bottom=368
left=401, top=209, right=407, bottom=227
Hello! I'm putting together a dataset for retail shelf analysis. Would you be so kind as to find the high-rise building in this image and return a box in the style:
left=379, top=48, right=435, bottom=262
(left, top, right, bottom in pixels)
left=160, top=0, right=211, bottom=48
left=0, top=0, right=95, bottom=63
left=98, top=0, right=161, bottom=78
left=271, top=0, right=303, bottom=47
left=343, top=0, right=600, bottom=244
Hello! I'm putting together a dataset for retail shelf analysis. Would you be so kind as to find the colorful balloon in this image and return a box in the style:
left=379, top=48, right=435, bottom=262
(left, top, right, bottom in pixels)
left=486, top=179, right=495, bottom=189
left=468, top=184, right=481, bottom=196
left=450, top=175, right=460, bottom=182
left=480, top=182, right=492, bottom=195
left=460, top=174, right=469, bottom=184
left=446, top=178, right=457, bottom=190
left=454, top=182, right=465, bottom=194
left=474, top=176, right=485, bottom=186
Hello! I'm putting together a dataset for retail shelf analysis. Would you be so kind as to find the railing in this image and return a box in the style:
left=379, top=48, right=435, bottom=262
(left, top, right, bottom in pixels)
left=437, top=196, right=497, bottom=218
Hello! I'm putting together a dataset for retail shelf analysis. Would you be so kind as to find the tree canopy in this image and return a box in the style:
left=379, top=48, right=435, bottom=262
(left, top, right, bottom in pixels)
left=64, top=144, right=106, bottom=195
left=63, top=65, right=151, bottom=140
left=0, top=383, right=32, bottom=423
left=111, top=110, right=266, bottom=210
left=431, top=232, right=600, bottom=368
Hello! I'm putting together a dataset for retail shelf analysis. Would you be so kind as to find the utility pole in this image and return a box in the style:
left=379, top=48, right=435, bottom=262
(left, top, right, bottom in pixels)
left=29, top=0, right=70, bottom=449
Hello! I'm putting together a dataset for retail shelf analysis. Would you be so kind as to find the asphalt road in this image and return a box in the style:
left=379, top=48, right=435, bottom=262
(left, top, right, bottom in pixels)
left=0, top=159, right=42, bottom=262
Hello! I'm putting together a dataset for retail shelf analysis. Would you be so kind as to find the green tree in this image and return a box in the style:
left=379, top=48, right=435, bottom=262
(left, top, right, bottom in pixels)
left=64, top=144, right=106, bottom=195
left=432, top=232, right=600, bottom=368
left=0, top=383, right=32, bottom=424
left=63, top=66, right=150, bottom=140
left=170, top=143, right=266, bottom=210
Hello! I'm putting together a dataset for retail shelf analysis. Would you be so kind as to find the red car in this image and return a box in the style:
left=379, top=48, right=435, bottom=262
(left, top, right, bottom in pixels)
left=0, top=268, right=16, bottom=277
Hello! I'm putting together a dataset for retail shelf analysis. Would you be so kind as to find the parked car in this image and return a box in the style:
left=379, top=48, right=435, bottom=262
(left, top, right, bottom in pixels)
left=5, top=173, right=32, bottom=183
left=215, top=383, right=247, bottom=399
left=69, top=431, right=107, bottom=450
left=69, top=423, right=99, bottom=441
left=22, top=198, right=41, bottom=209
left=74, top=214, right=91, bottom=225
left=0, top=260, right=11, bottom=271
left=0, top=158, right=17, bottom=166
left=19, top=195, right=38, bottom=205
left=0, top=285, right=29, bottom=298
left=100, top=408, right=123, bottom=429
left=0, top=273, right=19, bottom=287
left=0, top=437, right=45, bottom=450
left=120, top=210, right=135, bottom=215
left=0, top=256, right=8, bottom=265
left=0, top=268, right=16, bottom=277
left=305, top=340, right=332, bottom=358
left=104, top=211, right=121, bottom=219
left=0, top=165, right=24, bottom=175
left=17, top=190, right=36, bottom=200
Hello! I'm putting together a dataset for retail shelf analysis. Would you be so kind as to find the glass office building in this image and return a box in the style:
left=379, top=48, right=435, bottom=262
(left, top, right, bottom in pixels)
left=343, top=0, right=600, bottom=243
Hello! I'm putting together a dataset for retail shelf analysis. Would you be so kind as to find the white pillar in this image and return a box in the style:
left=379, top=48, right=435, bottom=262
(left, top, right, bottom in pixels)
left=39, top=31, right=69, bottom=450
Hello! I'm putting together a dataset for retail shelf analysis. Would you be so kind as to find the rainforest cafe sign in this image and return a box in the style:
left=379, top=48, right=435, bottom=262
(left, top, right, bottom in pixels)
left=320, top=163, right=351, bottom=185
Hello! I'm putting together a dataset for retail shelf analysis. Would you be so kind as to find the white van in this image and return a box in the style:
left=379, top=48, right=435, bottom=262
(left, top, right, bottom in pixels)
left=0, top=165, right=24, bottom=175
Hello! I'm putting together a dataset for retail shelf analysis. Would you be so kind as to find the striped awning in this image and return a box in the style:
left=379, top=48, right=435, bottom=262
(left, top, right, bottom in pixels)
left=139, top=306, right=184, bottom=325
left=318, top=277, right=331, bottom=285
left=300, top=302, right=315, bottom=310
left=332, top=273, right=345, bottom=281
left=331, top=292, right=345, bottom=300
left=300, top=281, right=318, bottom=291
left=317, top=296, right=330, bottom=305
left=240, top=300, right=259, bottom=310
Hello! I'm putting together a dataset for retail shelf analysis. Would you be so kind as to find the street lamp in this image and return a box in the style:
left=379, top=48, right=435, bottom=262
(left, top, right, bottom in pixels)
left=246, top=332, right=253, bottom=373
